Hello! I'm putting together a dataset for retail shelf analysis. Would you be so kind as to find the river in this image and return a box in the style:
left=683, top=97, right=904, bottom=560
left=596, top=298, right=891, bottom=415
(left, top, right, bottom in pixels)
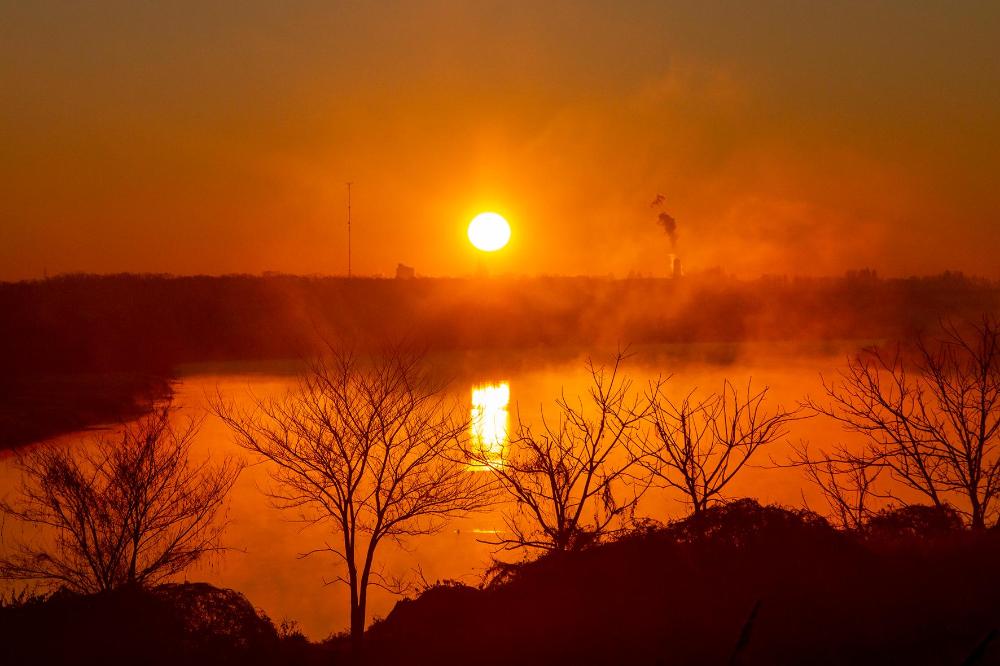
left=0, top=341, right=868, bottom=638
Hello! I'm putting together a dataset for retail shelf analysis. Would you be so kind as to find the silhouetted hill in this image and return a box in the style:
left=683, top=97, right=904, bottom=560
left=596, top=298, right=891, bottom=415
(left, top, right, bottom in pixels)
left=365, top=500, right=1000, bottom=665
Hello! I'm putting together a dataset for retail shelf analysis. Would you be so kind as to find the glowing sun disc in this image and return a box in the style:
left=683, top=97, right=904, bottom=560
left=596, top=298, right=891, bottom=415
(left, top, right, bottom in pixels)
left=467, top=212, right=511, bottom=252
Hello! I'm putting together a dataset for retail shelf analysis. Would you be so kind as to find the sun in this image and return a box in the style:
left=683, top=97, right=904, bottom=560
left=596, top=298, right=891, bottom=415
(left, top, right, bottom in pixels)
left=467, top=212, right=511, bottom=252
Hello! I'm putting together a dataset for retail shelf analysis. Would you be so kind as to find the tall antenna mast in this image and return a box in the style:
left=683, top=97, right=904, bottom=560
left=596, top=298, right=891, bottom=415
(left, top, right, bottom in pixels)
left=346, top=181, right=352, bottom=278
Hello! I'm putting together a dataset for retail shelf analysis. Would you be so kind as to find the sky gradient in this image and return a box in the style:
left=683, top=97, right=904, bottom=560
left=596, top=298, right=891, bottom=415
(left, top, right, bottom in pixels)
left=2, top=1, right=999, bottom=280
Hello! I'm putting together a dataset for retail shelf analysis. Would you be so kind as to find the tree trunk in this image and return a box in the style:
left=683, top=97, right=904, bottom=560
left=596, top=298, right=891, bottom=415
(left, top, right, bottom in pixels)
left=351, top=553, right=374, bottom=658
left=348, top=566, right=364, bottom=656
left=350, top=603, right=365, bottom=656
left=970, top=495, right=986, bottom=531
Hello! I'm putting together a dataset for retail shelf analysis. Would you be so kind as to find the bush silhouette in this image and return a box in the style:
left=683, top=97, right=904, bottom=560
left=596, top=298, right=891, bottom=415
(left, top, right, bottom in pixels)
left=0, top=582, right=326, bottom=666
left=864, top=504, right=966, bottom=540
left=364, top=499, right=1000, bottom=666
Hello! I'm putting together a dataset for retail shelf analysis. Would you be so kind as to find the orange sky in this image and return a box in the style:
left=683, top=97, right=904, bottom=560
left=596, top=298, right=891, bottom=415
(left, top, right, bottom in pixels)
left=2, top=1, right=999, bottom=280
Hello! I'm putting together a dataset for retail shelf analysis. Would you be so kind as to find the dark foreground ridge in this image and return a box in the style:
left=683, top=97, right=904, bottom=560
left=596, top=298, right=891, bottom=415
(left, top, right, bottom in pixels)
left=365, top=500, right=1000, bottom=665
left=4, top=500, right=1000, bottom=665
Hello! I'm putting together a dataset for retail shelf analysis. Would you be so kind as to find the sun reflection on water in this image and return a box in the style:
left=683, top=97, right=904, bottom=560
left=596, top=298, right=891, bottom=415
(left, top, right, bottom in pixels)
left=469, top=382, right=509, bottom=470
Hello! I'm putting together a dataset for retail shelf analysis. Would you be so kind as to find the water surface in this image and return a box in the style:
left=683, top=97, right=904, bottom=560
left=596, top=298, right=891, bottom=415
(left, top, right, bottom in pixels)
left=0, top=342, right=868, bottom=638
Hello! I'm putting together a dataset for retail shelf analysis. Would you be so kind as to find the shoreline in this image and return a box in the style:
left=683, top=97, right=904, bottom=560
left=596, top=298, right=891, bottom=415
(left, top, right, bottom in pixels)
left=0, top=372, right=173, bottom=451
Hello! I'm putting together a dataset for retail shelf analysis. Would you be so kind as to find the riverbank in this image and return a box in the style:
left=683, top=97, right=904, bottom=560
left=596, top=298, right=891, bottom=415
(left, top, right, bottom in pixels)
left=0, top=373, right=172, bottom=450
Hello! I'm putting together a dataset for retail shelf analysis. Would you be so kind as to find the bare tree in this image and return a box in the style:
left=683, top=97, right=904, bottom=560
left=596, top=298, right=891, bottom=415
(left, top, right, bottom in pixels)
left=0, top=404, right=241, bottom=593
left=212, top=348, right=492, bottom=652
left=788, top=441, right=884, bottom=530
left=640, top=379, right=800, bottom=514
left=805, top=316, right=1000, bottom=529
left=470, top=353, right=650, bottom=552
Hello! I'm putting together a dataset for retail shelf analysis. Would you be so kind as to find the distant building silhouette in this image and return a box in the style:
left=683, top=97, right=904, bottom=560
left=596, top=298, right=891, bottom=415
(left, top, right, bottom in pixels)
left=395, top=263, right=415, bottom=279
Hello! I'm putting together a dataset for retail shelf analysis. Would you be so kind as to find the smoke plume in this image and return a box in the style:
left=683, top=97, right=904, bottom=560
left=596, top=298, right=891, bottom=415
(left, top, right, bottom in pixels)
left=651, top=194, right=678, bottom=248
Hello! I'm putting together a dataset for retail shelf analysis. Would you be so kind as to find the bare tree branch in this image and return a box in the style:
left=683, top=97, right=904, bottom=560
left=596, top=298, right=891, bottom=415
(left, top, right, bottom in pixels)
left=0, top=403, right=241, bottom=593
left=640, top=379, right=802, bottom=514
left=804, top=316, right=1000, bottom=529
left=471, top=351, right=650, bottom=553
left=787, top=441, right=887, bottom=530
left=212, top=345, right=494, bottom=652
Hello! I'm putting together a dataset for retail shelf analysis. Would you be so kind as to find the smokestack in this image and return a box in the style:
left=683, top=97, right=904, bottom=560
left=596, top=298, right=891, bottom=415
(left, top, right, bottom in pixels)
left=671, top=255, right=682, bottom=279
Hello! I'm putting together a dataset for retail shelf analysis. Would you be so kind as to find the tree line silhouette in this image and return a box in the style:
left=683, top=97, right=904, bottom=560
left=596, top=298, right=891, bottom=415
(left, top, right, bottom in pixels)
left=3, top=271, right=997, bottom=449
left=2, top=271, right=997, bottom=378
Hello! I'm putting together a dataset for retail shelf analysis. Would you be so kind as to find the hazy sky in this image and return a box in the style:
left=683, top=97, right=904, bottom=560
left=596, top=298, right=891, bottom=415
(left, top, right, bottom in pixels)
left=2, top=1, right=998, bottom=280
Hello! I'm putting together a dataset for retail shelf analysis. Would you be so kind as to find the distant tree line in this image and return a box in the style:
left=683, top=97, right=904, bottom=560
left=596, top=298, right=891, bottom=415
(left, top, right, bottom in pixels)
left=4, top=271, right=996, bottom=448
left=2, top=271, right=997, bottom=378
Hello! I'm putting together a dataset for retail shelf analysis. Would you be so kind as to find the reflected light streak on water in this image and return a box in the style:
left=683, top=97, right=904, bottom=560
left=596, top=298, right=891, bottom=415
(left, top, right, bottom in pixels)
left=469, top=382, right=509, bottom=470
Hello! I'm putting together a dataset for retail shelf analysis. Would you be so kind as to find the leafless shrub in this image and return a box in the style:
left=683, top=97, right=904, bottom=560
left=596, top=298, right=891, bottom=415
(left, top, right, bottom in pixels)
left=0, top=404, right=241, bottom=593
left=788, top=441, right=885, bottom=530
left=640, top=379, right=801, bottom=514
